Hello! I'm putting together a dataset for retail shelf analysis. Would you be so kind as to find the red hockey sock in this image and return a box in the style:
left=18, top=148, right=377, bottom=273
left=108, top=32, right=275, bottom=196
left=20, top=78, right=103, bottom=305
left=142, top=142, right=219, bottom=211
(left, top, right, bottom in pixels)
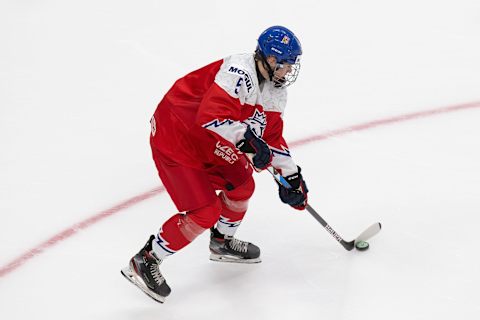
left=152, top=200, right=222, bottom=259
left=216, top=193, right=249, bottom=236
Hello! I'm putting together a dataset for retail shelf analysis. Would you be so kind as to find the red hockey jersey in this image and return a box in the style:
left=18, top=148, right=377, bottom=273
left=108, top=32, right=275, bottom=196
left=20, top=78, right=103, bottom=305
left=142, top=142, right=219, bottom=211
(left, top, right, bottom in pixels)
left=150, top=53, right=298, bottom=176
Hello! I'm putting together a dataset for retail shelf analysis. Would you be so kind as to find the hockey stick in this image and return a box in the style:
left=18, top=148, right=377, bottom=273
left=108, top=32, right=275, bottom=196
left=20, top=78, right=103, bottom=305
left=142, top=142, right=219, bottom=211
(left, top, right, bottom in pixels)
left=265, top=166, right=382, bottom=251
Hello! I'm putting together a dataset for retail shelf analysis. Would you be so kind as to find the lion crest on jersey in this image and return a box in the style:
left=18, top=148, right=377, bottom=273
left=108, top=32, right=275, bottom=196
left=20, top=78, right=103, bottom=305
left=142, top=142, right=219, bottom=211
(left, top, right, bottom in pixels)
left=243, top=109, right=267, bottom=137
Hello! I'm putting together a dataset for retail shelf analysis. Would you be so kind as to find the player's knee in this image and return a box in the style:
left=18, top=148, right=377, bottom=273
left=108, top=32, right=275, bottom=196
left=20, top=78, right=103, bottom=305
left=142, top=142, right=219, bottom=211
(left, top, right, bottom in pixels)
left=226, top=175, right=255, bottom=201
left=187, top=197, right=222, bottom=229
left=219, top=191, right=248, bottom=213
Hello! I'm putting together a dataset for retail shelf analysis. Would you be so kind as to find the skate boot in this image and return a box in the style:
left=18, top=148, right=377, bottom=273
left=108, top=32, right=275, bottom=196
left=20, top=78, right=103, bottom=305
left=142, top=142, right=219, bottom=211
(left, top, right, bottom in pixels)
left=121, top=235, right=171, bottom=303
left=209, top=228, right=261, bottom=263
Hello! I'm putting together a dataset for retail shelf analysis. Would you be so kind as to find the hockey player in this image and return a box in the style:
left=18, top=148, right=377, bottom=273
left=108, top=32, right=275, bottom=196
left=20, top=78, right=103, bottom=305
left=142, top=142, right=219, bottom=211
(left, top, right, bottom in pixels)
left=121, top=26, right=309, bottom=303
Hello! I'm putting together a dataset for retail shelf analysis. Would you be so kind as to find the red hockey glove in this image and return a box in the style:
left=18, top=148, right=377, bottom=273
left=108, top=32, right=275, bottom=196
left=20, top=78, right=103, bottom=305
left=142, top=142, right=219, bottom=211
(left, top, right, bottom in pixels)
left=278, top=166, right=309, bottom=210
left=236, top=126, right=272, bottom=170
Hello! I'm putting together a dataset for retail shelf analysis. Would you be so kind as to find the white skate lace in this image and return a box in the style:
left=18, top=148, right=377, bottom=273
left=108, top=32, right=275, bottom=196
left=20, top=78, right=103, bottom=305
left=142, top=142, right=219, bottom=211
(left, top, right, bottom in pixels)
left=149, top=263, right=164, bottom=285
left=228, top=238, right=249, bottom=253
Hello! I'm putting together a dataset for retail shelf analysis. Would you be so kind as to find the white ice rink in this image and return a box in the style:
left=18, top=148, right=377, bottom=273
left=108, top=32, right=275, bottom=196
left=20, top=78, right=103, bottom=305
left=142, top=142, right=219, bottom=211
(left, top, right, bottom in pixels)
left=1, top=1, right=480, bottom=319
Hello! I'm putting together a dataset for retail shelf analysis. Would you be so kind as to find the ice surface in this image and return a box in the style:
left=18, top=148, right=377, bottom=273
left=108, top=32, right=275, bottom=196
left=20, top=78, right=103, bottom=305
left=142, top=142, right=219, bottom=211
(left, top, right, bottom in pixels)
left=1, top=1, right=480, bottom=319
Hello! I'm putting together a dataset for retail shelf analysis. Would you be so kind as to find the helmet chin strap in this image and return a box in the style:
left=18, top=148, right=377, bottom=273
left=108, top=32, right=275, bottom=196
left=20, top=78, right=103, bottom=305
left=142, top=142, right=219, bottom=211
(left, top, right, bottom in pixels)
left=255, top=61, right=265, bottom=84
left=255, top=50, right=275, bottom=82
left=255, top=50, right=288, bottom=87
left=264, top=61, right=275, bottom=82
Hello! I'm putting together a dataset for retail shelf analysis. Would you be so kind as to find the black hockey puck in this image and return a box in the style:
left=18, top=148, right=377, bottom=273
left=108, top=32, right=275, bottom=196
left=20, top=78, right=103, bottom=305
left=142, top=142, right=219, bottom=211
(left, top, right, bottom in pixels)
left=355, top=240, right=369, bottom=251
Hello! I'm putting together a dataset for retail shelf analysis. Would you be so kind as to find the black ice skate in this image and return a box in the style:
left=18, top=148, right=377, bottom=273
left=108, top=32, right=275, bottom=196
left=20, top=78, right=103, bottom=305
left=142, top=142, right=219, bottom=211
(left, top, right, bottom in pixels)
left=209, top=228, right=261, bottom=263
left=121, top=235, right=171, bottom=303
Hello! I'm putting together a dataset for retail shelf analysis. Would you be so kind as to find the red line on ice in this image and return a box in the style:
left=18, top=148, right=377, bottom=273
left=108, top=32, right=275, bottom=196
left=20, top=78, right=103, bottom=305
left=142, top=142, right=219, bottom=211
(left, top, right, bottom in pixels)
left=0, top=187, right=165, bottom=278
left=289, top=101, right=480, bottom=147
left=1, top=101, right=479, bottom=278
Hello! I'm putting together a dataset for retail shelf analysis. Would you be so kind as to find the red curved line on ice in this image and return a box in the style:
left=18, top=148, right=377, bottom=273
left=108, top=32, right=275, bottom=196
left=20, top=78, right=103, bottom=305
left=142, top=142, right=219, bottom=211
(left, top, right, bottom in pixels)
left=289, top=101, right=480, bottom=147
left=0, top=187, right=165, bottom=278
left=1, top=101, right=479, bottom=278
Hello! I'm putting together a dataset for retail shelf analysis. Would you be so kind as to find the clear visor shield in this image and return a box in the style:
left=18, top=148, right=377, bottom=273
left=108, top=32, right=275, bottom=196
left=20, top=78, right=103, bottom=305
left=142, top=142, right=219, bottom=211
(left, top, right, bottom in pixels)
left=272, top=55, right=301, bottom=88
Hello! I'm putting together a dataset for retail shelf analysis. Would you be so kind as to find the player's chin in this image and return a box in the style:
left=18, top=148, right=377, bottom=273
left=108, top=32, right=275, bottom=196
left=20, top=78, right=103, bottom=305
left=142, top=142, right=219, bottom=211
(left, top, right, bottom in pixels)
left=273, top=77, right=287, bottom=88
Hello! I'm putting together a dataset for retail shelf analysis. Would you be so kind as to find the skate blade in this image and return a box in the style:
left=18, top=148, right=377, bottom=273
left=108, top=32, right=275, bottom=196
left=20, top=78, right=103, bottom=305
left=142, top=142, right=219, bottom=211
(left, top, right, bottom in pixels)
left=120, top=267, right=166, bottom=303
left=209, top=253, right=261, bottom=264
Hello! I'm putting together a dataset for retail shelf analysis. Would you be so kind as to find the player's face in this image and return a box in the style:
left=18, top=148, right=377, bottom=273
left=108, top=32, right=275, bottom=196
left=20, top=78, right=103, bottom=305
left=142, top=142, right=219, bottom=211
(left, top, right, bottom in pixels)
left=263, top=56, right=300, bottom=88
left=272, top=61, right=293, bottom=87
left=273, top=63, right=292, bottom=79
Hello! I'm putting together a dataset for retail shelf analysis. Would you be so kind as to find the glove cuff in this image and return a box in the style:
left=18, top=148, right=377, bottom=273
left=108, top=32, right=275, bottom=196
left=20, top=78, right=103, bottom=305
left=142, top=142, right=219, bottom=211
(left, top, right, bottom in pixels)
left=285, top=166, right=302, bottom=190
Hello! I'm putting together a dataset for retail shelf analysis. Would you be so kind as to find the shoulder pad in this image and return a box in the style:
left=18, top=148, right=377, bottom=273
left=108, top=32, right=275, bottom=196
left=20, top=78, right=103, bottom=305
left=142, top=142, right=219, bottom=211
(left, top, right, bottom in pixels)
left=215, top=54, right=257, bottom=105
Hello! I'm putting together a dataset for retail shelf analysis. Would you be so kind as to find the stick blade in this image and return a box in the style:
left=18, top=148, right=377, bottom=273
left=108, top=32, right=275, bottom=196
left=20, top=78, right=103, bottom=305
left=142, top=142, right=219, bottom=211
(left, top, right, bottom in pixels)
left=354, top=222, right=382, bottom=243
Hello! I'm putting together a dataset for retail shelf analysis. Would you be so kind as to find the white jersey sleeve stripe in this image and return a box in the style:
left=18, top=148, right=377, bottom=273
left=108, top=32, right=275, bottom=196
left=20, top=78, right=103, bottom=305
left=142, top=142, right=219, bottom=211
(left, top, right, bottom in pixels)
left=203, top=119, right=247, bottom=146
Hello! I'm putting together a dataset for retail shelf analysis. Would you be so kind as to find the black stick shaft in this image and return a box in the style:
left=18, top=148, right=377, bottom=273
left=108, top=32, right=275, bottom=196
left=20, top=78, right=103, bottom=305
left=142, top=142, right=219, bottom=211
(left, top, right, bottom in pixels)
left=265, top=166, right=354, bottom=250
left=306, top=204, right=354, bottom=250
